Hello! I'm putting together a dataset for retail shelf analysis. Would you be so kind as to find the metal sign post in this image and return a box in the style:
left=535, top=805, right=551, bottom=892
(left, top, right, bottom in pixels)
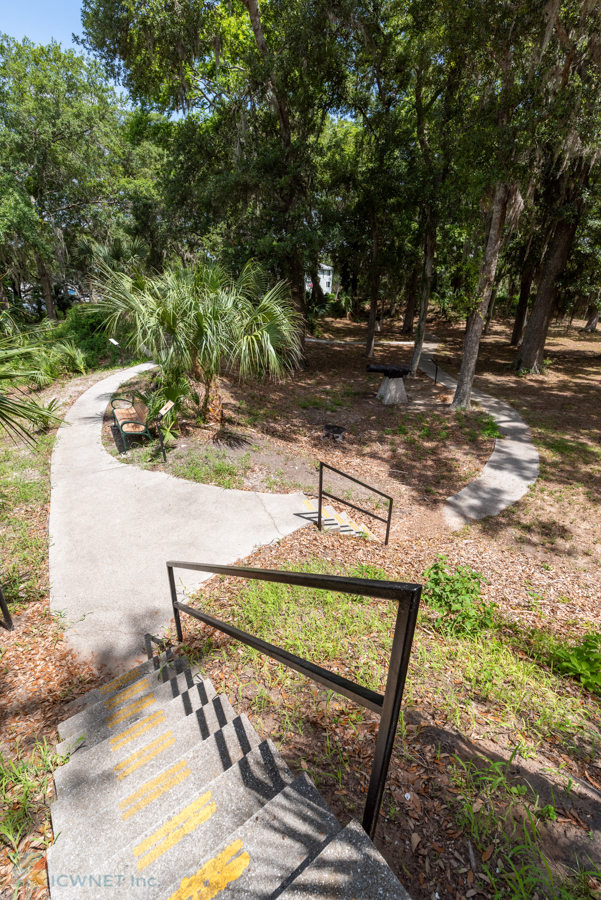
left=109, top=337, right=123, bottom=366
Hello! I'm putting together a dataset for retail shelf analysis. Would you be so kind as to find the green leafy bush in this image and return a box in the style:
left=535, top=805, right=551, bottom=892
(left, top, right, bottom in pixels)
left=422, top=555, right=494, bottom=636
left=553, top=634, right=601, bottom=694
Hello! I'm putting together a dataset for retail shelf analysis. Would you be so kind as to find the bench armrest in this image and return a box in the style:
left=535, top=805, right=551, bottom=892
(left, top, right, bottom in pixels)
left=111, top=395, right=134, bottom=409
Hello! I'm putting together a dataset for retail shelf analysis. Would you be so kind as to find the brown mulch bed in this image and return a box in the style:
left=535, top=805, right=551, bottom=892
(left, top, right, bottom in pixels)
left=166, top=525, right=601, bottom=900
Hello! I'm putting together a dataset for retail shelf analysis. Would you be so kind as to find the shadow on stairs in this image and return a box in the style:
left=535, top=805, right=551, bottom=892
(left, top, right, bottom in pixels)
left=48, top=644, right=412, bottom=899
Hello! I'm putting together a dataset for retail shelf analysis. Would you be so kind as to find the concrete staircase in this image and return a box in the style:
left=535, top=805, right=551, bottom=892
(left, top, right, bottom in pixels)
left=48, top=650, right=411, bottom=900
left=301, top=499, right=378, bottom=540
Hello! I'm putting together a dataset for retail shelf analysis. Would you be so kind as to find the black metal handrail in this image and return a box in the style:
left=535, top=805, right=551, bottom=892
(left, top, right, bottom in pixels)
left=0, top=584, right=13, bottom=631
left=318, top=461, right=394, bottom=545
left=166, top=560, right=421, bottom=839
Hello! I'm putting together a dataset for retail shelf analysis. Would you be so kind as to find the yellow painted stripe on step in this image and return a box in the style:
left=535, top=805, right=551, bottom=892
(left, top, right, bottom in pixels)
left=166, top=839, right=250, bottom=900
left=303, top=499, right=316, bottom=510
left=104, top=678, right=149, bottom=710
left=113, top=732, right=175, bottom=780
left=99, top=668, right=142, bottom=695
left=119, top=760, right=190, bottom=821
left=106, top=695, right=155, bottom=729
left=109, top=711, right=165, bottom=752
left=133, top=791, right=216, bottom=871
left=333, top=511, right=345, bottom=525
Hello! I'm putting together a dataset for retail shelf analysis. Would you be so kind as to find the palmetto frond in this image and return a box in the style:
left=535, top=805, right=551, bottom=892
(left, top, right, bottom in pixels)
left=0, top=345, right=60, bottom=441
left=96, top=261, right=300, bottom=398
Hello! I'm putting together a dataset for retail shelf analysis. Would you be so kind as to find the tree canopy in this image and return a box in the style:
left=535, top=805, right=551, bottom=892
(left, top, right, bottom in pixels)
left=2, top=1, right=601, bottom=403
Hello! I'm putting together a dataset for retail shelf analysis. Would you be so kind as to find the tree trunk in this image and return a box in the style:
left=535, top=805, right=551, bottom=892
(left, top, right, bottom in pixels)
left=366, top=218, right=380, bottom=359
left=453, top=182, right=509, bottom=408
left=309, top=265, right=326, bottom=308
left=288, top=255, right=306, bottom=351
left=410, top=211, right=436, bottom=375
left=513, top=218, right=579, bottom=372
left=583, top=303, right=599, bottom=332
left=35, top=252, right=57, bottom=321
left=483, top=286, right=498, bottom=335
left=202, top=376, right=223, bottom=425
left=0, top=281, right=9, bottom=310
left=510, top=266, right=534, bottom=346
left=402, top=264, right=420, bottom=334
left=389, top=288, right=399, bottom=319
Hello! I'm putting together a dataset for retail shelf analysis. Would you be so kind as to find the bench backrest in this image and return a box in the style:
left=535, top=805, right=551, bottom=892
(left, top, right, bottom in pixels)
left=133, top=398, right=148, bottom=423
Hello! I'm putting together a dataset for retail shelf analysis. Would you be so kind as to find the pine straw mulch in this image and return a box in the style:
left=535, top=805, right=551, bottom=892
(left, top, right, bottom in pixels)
left=165, top=525, right=601, bottom=900
left=0, top=599, right=106, bottom=900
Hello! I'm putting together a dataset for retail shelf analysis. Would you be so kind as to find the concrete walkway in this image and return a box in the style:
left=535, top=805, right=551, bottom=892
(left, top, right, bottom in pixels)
left=49, top=364, right=308, bottom=673
left=418, top=341, right=539, bottom=530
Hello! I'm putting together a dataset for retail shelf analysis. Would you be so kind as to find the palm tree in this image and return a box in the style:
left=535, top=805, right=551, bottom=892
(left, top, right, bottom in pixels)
left=0, top=345, right=55, bottom=441
left=97, top=260, right=301, bottom=422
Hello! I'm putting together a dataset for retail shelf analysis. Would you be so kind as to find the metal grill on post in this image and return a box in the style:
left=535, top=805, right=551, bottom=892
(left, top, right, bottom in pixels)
left=165, top=560, right=421, bottom=839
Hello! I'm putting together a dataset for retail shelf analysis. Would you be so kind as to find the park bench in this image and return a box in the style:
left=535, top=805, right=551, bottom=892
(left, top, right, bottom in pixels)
left=111, top=395, right=153, bottom=443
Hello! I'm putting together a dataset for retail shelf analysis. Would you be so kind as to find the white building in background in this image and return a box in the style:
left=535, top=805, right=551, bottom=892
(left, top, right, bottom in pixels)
left=305, top=265, right=334, bottom=294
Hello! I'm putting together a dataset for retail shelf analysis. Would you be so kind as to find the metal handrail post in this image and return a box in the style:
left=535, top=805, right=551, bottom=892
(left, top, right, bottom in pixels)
left=163, top=560, right=421, bottom=839
left=168, top=565, right=183, bottom=642
left=317, top=462, right=323, bottom=532
left=362, top=584, right=421, bottom=838
left=317, top=461, right=393, bottom=544
left=0, top=584, right=13, bottom=631
left=384, top=499, right=393, bottom=546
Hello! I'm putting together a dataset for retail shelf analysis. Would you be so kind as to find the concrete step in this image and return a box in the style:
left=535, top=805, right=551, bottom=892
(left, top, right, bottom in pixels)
left=59, top=651, right=181, bottom=720
left=301, top=498, right=340, bottom=532
left=56, top=668, right=211, bottom=751
left=55, top=673, right=216, bottom=758
left=278, top=818, right=412, bottom=899
left=48, top=714, right=261, bottom=874
left=51, top=692, right=237, bottom=834
left=337, top=510, right=378, bottom=540
left=58, top=663, right=201, bottom=741
left=158, top=773, right=341, bottom=900
left=49, top=739, right=296, bottom=900
left=303, top=498, right=378, bottom=539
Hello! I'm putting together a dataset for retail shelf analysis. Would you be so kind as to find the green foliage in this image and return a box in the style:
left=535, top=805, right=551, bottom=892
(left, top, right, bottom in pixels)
left=423, top=555, right=494, bottom=637
left=97, top=259, right=301, bottom=418
left=31, top=398, right=63, bottom=432
left=554, top=634, right=601, bottom=695
left=173, top=449, right=250, bottom=489
left=0, top=740, right=61, bottom=854
left=0, top=36, right=124, bottom=318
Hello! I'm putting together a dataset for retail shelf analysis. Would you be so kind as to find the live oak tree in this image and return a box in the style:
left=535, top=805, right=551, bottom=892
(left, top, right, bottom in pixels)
left=0, top=37, right=123, bottom=319
left=79, top=0, right=348, bottom=333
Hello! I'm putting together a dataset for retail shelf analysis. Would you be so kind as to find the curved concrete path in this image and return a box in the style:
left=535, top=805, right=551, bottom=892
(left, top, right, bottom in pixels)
left=49, top=364, right=308, bottom=673
left=418, top=341, right=539, bottom=530
left=309, top=334, right=539, bottom=530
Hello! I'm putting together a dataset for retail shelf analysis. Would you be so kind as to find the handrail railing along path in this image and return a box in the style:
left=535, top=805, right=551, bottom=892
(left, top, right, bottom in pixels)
left=166, top=560, right=421, bottom=839
left=318, top=461, right=394, bottom=544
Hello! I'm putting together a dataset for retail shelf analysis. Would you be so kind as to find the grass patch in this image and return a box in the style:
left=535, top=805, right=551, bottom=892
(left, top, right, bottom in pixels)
left=188, top=559, right=597, bottom=753
left=0, top=435, right=53, bottom=612
left=0, top=741, right=61, bottom=859
left=172, top=448, right=251, bottom=489
left=450, top=751, right=601, bottom=899
left=176, top=551, right=601, bottom=898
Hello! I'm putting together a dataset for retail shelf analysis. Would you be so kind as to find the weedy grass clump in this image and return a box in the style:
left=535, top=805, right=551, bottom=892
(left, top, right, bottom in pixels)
left=0, top=741, right=63, bottom=860
left=422, top=554, right=495, bottom=636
